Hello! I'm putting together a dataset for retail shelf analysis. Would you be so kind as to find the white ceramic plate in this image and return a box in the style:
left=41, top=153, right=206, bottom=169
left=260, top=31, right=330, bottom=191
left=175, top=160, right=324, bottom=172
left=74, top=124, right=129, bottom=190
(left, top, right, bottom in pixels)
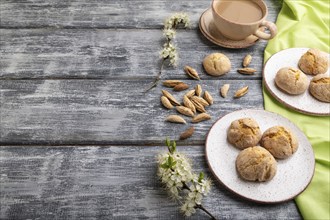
left=205, top=109, right=315, bottom=203
left=263, top=47, right=330, bottom=116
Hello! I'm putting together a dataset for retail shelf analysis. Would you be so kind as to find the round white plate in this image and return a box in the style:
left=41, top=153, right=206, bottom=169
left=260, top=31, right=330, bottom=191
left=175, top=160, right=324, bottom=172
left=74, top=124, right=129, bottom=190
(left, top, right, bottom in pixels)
left=205, top=109, right=315, bottom=203
left=263, top=47, right=330, bottom=116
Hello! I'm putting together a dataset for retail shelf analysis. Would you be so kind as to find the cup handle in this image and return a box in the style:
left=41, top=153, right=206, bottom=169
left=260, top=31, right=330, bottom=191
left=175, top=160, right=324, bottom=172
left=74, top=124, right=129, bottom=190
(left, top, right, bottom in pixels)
left=254, top=20, right=277, bottom=40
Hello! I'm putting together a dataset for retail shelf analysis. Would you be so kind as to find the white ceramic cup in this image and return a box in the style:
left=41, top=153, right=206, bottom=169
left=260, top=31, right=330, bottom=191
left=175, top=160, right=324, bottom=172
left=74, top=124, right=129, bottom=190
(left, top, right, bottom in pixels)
left=212, top=0, right=277, bottom=41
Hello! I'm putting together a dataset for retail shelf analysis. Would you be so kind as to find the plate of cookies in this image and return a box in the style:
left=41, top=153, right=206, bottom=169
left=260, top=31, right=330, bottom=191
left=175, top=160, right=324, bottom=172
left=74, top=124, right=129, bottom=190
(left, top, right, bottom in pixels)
left=263, top=48, right=329, bottom=116
left=205, top=109, right=315, bottom=203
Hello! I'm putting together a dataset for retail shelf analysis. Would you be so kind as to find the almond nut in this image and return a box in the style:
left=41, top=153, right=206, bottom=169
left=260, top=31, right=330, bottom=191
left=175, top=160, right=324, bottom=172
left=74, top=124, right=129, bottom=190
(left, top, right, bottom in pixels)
left=183, top=95, right=196, bottom=114
left=191, top=100, right=206, bottom=113
left=185, top=90, right=196, bottom=98
left=166, top=115, right=186, bottom=124
left=161, top=96, right=174, bottom=109
left=220, top=84, right=230, bottom=98
left=173, top=82, right=189, bottom=91
left=237, top=68, right=256, bottom=75
left=163, top=80, right=184, bottom=87
left=203, top=91, right=213, bottom=105
left=162, top=90, right=181, bottom=106
left=179, top=126, right=195, bottom=140
left=243, top=54, right=252, bottom=67
left=192, top=113, right=211, bottom=123
left=184, top=66, right=200, bottom=80
left=234, top=86, right=249, bottom=98
left=191, top=96, right=209, bottom=107
left=195, top=84, right=202, bottom=96
left=176, top=106, right=194, bottom=117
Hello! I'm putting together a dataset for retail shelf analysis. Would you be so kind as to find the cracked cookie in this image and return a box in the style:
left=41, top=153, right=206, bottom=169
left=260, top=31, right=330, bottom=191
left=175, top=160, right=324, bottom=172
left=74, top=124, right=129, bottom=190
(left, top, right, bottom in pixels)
left=298, top=48, right=329, bottom=75
left=203, top=53, right=231, bottom=76
left=260, top=126, right=298, bottom=159
left=227, top=118, right=262, bottom=150
left=236, top=146, right=277, bottom=182
left=275, top=67, right=309, bottom=95
left=309, top=74, right=330, bottom=103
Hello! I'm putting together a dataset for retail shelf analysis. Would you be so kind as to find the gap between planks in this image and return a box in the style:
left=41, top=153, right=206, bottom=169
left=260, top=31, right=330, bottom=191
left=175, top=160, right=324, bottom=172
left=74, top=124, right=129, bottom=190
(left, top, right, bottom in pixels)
left=0, top=141, right=206, bottom=148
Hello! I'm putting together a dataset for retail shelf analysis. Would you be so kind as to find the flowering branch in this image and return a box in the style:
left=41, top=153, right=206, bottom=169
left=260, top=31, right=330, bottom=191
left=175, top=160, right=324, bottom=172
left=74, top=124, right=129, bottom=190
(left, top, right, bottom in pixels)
left=157, top=138, right=217, bottom=219
left=144, top=13, right=190, bottom=93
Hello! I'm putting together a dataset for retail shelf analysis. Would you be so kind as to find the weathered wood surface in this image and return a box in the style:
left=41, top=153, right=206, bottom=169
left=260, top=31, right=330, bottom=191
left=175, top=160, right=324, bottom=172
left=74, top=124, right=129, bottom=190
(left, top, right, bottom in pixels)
left=0, top=79, right=263, bottom=145
left=1, top=29, right=267, bottom=79
left=0, top=0, right=281, bottom=28
left=0, top=145, right=302, bottom=220
left=0, top=0, right=303, bottom=219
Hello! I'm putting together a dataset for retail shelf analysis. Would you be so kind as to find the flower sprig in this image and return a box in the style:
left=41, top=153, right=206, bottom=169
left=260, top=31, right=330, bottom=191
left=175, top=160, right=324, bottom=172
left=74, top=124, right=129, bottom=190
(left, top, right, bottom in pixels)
left=144, top=13, right=190, bottom=92
left=157, top=138, right=216, bottom=219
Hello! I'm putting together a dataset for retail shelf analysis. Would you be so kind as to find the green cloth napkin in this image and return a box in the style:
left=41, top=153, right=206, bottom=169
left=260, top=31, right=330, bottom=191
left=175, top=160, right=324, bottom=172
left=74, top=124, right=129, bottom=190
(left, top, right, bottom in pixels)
left=264, top=0, right=330, bottom=219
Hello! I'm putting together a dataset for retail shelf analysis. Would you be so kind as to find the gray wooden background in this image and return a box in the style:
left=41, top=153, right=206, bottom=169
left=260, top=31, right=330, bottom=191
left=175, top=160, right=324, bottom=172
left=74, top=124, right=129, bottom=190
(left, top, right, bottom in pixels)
left=0, top=0, right=302, bottom=219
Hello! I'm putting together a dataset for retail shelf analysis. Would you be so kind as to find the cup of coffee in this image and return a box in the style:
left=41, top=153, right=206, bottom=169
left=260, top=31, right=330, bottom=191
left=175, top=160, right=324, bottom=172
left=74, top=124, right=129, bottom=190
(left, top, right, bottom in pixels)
left=211, top=0, right=277, bottom=40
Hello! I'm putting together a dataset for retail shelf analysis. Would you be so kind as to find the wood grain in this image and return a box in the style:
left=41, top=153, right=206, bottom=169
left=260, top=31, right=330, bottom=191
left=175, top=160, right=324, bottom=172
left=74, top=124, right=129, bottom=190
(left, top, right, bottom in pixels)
left=0, top=145, right=302, bottom=220
left=0, top=29, right=267, bottom=79
left=0, top=0, right=302, bottom=219
left=0, top=0, right=281, bottom=29
left=0, top=79, right=263, bottom=145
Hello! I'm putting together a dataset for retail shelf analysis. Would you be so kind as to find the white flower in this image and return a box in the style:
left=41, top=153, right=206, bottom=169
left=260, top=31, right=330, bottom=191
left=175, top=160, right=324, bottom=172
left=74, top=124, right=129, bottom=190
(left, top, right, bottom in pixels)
left=157, top=152, right=195, bottom=199
left=159, top=42, right=178, bottom=65
left=169, top=186, right=179, bottom=197
left=157, top=139, right=213, bottom=218
left=169, top=56, right=178, bottom=66
left=198, top=179, right=212, bottom=195
left=190, top=176, right=212, bottom=196
left=164, top=13, right=190, bottom=29
left=180, top=200, right=196, bottom=217
left=164, top=18, right=174, bottom=29
left=187, top=190, right=202, bottom=205
left=163, top=28, right=176, bottom=40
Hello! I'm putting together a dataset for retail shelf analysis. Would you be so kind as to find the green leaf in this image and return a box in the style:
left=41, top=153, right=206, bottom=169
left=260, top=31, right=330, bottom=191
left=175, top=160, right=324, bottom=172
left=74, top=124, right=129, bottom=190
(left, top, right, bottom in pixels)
left=198, top=172, right=205, bottom=183
left=168, top=156, right=173, bottom=165
left=171, top=161, right=177, bottom=168
left=165, top=137, right=171, bottom=147
left=171, top=140, right=177, bottom=153
left=160, top=163, right=169, bottom=169
left=166, top=156, right=177, bottom=169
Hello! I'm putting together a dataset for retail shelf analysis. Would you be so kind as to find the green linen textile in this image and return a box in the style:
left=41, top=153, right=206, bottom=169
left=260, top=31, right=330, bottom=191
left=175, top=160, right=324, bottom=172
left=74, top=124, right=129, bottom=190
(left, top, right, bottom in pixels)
left=264, top=0, right=330, bottom=219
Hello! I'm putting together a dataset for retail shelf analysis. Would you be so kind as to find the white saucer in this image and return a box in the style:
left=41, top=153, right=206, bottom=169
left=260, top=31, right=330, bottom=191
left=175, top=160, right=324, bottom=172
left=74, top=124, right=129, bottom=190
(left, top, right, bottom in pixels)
left=199, top=8, right=261, bottom=49
left=263, top=48, right=330, bottom=116
left=206, top=109, right=315, bottom=203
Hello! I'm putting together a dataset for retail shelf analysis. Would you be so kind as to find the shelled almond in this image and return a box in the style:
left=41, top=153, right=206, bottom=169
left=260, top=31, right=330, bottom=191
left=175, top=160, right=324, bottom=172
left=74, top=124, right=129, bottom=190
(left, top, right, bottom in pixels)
left=242, top=54, right=252, bottom=67
left=192, top=113, right=211, bottom=123
left=220, top=84, right=230, bottom=98
left=163, top=80, right=184, bottom=87
left=234, top=86, right=249, bottom=98
left=162, top=90, right=180, bottom=106
left=176, top=106, right=194, bottom=117
left=203, top=91, right=213, bottom=105
left=166, top=115, right=187, bottom=124
left=179, top=126, right=195, bottom=140
left=173, top=83, right=189, bottom=91
left=237, top=68, right=256, bottom=75
left=161, top=96, right=174, bottom=109
left=184, top=66, right=200, bottom=80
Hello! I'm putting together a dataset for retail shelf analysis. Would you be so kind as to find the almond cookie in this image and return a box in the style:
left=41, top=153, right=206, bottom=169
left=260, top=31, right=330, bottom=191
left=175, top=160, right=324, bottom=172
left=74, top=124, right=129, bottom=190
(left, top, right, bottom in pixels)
left=203, top=53, right=231, bottom=76
left=298, top=48, right=329, bottom=75
left=227, top=118, right=262, bottom=150
left=309, top=74, right=330, bottom=103
left=236, top=146, right=277, bottom=182
left=275, top=67, right=309, bottom=95
left=260, top=126, right=298, bottom=159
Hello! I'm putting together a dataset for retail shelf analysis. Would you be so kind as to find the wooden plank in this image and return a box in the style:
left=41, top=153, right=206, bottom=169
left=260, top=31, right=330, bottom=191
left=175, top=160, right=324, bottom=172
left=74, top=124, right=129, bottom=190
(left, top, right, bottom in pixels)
left=0, top=145, right=302, bottom=219
left=0, top=0, right=281, bottom=28
left=0, top=79, right=264, bottom=145
left=0, top=29, right=268, bottom=79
